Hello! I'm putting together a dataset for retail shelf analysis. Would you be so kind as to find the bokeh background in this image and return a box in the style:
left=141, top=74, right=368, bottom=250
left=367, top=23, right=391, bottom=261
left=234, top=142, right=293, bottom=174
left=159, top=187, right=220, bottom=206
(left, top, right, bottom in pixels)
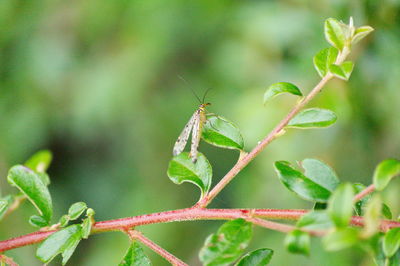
left=0, top=0, right=399, bottom=265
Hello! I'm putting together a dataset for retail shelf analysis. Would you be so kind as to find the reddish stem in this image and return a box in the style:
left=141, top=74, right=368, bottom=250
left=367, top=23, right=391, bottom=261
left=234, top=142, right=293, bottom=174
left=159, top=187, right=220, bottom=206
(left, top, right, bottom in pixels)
left=2, top=207, right=400, bottom=253
left=354, top=184, right=375, bottom=202
left=126, top=230, right=187, bottom=266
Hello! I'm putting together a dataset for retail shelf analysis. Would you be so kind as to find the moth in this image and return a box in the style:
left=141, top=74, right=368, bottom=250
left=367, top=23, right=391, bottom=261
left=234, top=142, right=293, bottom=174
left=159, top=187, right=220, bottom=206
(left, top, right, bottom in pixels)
left=173, top=102, right=211, bottom=163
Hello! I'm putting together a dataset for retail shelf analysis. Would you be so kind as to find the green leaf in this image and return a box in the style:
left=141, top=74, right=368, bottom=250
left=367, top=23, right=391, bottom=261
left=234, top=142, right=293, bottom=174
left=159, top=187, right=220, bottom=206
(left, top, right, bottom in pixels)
left=327, top=183, right=354, bottom=228
left=384, top=228, right=400, bottom=258
left=274, top=161, right=332, bottom=202
left=352, top=26, right=374, bottom=44
left=36, top=224, right=82, bottom=265
left=287, top=108, right=337, bottom=128
left=324, top=18, right=346, bottom=50
left=284, top=230, right=310, bottom=256
left=313, top=47, right=339, bottom=77
left=329, top=61, right=354, bottom=80
left=29, top=215, right=49, bottom=228
left=363, top=194, right=382, bottom=238
left=235, top=248, right=273, bottom=266
left=68, top=202, right=87, bottom=220
left=202, top=115, right=244, bottom=150
left=59, top=215, right=70, bottom=227
left=373, top=159, right=400, bottom=191
left=263, top=82, right=302, bottom=104
left=296, top=211, right=333, bottom=230
left=119, top=241, right=152, bottom=266
left=199, top=219, right=253, bottom=266
left=313, top=202, right=327, bottom=210
left=24, top=150, right=52, bottom=173
left=323, top=228, right=359, bottom=251
left=36, top=172, right=50, bottom=186
left=167, top=152, right=212, bottom=198
left=7, top=165, right=52, bottom=224
left=382, top=204, right=393, bottom=220
left=301, top=158, right=340, bottom=192
left=81, top=217, right=93, bottom=239
left=0, top=195, right=14, bottom=220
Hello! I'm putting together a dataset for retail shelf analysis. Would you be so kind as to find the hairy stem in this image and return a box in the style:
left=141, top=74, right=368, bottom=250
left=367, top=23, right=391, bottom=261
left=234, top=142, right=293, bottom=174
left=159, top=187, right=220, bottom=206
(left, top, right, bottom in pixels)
left=2, top=207, right=400, bottom=252
left=126, top=230, right=187, bottom=266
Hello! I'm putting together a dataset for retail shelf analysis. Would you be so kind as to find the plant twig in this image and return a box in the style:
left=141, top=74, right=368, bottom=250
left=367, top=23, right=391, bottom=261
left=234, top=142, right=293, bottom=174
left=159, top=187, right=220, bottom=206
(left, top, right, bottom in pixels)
left=247, top=217, right=325, bottom=236
left=196, top=73, right=334, bottom=208
left=3, top=195, right=26, bottom=219
left=2, top=207, right=400, bottom=252
left=0, top=254, right=19, bottom=266
left=353, top=184, right=375, bottom=202
left=125, top=229, right=187, bottom=266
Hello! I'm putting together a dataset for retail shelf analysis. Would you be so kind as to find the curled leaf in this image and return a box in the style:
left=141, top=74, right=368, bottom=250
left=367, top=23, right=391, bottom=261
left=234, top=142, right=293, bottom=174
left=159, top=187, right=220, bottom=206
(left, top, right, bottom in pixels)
left=202, top=115, right=244, bottom=150
left=167, top=152, right=212, bottom=198
left=263, top=82, right=302, bottom=104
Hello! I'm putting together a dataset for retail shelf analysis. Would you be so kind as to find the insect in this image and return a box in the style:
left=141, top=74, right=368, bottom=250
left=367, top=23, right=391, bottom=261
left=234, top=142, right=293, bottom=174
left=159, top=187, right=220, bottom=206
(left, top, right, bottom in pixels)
left=173, top=88, right=212, bottom=163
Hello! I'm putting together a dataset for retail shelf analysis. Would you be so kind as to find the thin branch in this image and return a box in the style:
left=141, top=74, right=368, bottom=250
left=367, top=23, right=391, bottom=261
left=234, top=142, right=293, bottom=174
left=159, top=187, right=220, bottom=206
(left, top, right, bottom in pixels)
left=2, top=207, right=400, bottom=252
left=126, top=230, right=187, bottom=266
left=3, top=195, right=26, bottom=219
left=247, top=217, right=326, bottom=237
left=0, top=254, right=19, bottom=266
left=197, top=75, right=335, bottom=208
left=354, top=184, right=375, bottom=202
left=195, top=48, right=352, bottom=208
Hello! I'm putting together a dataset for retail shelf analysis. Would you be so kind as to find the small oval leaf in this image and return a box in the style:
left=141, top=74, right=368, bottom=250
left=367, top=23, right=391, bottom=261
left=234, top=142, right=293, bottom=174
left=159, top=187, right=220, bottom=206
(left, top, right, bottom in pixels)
left=384, top=228, right=400, bottom=258
left=274, top=161, right=332, bottom=202
left=324, top=18, right=346, bottom=51
left=7, top=165, right=53, bottom=223
left=36, top=224, right=82, bottom=265
left=235, top=248, right=273, bottom=266
left=296, top=211, right=333, bottom=230
left=284, top=230, right=310, bottom=256
left=373, top=159, right=400, bottom=191
left=24, top=150, right=53, bottom=173
left=263, top=82, right=302, bottom=104
left=68, top=202, right=88, bottom=220
left=119, top=241, right=152, bottom=266
left=199, top=219, right=253, bottom=266
left=313, top=47, right=339, bottom=78
left=302, top=158, right=340, bottom=192
left=202, top=115, right=244, bottom=150
left=287, top=108, right=337, bottom=128
left=327, top=183, right=354, bottom=228
left=323, top=228, right=359, bottom=251
left=167, top=152, right=212, bottom=198
left=29, top=215, right=49, bottom=228
left=329, top=61, right=354, bottom=81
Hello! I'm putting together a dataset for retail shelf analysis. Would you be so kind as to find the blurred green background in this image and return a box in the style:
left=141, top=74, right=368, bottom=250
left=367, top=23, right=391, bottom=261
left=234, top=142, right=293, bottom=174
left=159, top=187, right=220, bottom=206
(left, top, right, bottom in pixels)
left=0, top=0, right=399, bottom=265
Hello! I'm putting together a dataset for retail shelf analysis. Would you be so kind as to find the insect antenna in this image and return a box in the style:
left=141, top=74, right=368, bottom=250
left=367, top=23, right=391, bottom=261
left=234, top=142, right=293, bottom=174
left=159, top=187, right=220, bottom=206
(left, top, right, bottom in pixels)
left=177, top=75, right=202, bottom=104
left=202, top=88, right=212, bottom=104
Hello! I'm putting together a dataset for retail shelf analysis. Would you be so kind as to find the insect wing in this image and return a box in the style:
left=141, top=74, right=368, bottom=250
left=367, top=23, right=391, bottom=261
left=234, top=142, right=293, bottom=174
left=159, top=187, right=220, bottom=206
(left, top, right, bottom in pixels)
left=173, top=111, right=196, bottom=156
left=189, top=110, right=202, bottom=162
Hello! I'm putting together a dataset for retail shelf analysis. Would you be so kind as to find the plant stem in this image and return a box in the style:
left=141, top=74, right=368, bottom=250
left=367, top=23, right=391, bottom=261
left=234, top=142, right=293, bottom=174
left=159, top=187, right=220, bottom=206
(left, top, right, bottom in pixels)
left=196, top=73, right=334, bottom=208
left=353, top=184, right=375, bottom=202
left=126, top=230, right=187, bottom=266
left=2, top=207, right=400, bottom=252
